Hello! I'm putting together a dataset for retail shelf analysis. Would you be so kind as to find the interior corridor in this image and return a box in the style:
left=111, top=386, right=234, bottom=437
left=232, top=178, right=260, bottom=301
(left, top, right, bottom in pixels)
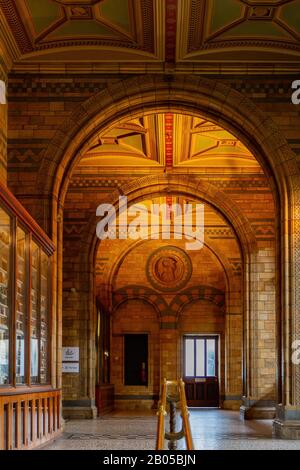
left=42, top=410, right=300, bottom=451
left=2, top=1, right=300, bottom=451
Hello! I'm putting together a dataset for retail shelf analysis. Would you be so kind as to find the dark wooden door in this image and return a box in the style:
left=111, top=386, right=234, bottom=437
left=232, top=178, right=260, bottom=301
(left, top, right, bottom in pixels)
left=183, top=336, right=219, bottom=407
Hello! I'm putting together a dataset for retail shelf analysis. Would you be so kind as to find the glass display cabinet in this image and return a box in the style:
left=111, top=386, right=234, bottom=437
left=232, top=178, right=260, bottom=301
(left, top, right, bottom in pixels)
left=0, top=183, right=61, bottom=449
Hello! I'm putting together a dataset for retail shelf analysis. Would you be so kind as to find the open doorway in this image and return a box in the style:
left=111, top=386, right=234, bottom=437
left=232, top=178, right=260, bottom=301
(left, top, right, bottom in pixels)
left=124, top=334, right=148, bottom=386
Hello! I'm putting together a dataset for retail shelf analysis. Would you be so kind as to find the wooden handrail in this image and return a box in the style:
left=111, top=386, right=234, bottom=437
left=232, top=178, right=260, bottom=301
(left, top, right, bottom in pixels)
left=156, top=378, right=194, bottom=450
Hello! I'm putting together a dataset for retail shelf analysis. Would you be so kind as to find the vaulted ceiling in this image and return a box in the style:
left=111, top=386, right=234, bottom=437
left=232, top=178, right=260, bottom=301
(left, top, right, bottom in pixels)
left=0, top=0, right=300, bottom=73
left=79, top=112, right=260, bottom=173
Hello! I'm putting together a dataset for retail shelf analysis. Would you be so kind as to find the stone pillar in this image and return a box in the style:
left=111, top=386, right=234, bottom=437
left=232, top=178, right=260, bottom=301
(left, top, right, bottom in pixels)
left=273, top=189, right=300, bottom=438
left=159, top=323, right=178, bottom=382
left=223, top=312, right=243, bottom=411
left=0, top=61, right=7, bottom=185
left=62, top=234, right=97, bottom=419
left=240, top=248, right=277, bottom=420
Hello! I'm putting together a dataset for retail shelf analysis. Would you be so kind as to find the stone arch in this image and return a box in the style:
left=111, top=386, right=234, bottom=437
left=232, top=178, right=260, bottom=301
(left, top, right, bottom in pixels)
left=38, top=75, right=296, bottom=207
left=84, top=174, right=255, bottom=265
left=70, top=173, right=267, bottom=398
left=96, top=234, right=238, bottom=311
left=170, top=286, right=225, bottom=318
left=112, top=285, right=169, bottom=319
left=52, top=75, right=300, bottom=419
left=82, top=174, right=250, bottom=335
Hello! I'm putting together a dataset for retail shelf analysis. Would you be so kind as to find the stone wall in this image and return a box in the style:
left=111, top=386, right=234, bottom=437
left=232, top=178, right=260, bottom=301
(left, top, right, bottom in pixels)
left=112, top=299, right=160, bottom=410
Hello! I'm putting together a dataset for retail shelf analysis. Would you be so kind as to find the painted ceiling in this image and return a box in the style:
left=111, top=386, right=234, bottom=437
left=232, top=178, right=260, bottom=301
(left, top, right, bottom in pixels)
left=0, top=0, right=161, bottom=63
left=179, top=0, right=300, bottom=63
left=1, top=0, right=300, bottom=70
left=80, top=112, right=260, bottom=173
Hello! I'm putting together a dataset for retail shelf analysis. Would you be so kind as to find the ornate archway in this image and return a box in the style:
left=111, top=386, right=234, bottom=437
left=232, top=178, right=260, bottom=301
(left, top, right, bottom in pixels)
left=44, top=75, right=300, bottom=437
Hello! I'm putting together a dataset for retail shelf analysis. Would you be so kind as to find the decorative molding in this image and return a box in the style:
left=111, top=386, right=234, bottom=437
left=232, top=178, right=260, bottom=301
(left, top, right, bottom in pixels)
left=9, top=61, right=300, bottom=74
left=205, top=228, right=234, bottom=238
left=178, top=0, right=300, bottom=63
left=112, top=285, right=169, bottom=317
left=112, top=283, right=225, bottom=319
left=194, top=39, right=300, bottom=53
left=169, top=285, right=225, bottom=316
left=165, top=113, right=173, bottom=169
left=140, top=0, right=155, bottom=53
left=228, top=258, right=242, bottom=276
left=165, top=0, right=177, bottom=63
left=146, top=246, right=192, bottom=293
left=0, top=0, right=32, bottom=54
left=0, top=0, right=156, bottom=59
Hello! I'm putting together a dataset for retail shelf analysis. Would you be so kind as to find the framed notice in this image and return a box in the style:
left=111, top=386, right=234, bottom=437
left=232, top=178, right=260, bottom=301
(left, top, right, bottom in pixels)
left=62, top=362, right=79, bottom=373
left=62, top=347, right=79, bottom=362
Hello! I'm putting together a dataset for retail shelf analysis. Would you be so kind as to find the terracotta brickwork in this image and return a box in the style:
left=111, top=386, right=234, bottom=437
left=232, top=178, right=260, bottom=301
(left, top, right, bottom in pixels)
left=4, top=74, right=300, bottom=435
left=7, top=75, right=123, bottom=230
left=50, top=161, right=275, bottom=413
left=112, top=299, right=160, bottom=410
left=5, top=74, right=295, bottom=229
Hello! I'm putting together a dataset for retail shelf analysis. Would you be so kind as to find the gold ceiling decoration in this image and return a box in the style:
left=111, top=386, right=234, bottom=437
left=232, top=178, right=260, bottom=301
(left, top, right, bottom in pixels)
left=83, top=116, right=163, bottom=167
left=173, top=115, right=258, bottom=169
left=0, top=0, right=163, bottom=63
left=1, top=0, right=300, bottom=72
left=178, top=0, right=300, bottom=63
left=79, top=113, right=260, bottom=172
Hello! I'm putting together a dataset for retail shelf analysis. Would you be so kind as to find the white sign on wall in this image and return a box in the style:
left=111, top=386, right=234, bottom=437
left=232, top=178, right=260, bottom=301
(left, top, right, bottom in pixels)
left=62, top=347, right=79, bottom=362
left=62, top=362, right=80, bottom=373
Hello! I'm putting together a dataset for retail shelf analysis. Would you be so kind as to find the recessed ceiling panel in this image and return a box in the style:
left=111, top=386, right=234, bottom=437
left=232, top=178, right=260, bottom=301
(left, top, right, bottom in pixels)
left=178, top=0, right=300, bottom=63
left=0, top=0, right=160, bottom=62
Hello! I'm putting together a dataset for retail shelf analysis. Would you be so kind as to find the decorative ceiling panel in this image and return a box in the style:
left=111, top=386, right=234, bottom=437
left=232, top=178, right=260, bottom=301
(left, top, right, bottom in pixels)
left=1, top=0, right=300, bottom=71
left=0, top=0, right=162, bottom=61
left=178, top=0, right=300, bottom=62
left=81, top=116, right=164, bottom=167
left=79, top=113, right=260, bottom=172
left=173, top=114, right=259, bottom=169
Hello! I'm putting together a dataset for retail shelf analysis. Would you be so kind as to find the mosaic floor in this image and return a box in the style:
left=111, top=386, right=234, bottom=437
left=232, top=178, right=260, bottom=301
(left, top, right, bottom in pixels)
left=42, top=409, right=300, bottom=450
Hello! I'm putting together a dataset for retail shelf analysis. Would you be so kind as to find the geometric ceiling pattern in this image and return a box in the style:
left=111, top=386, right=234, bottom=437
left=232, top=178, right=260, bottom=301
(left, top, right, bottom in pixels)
left=83, top=116, right=162, bottom=167
left=179, top=0, right=300, bottom=62
left=0, top=0, right=160, bottom=62
left=1, top=0, right=300, bottom=70
left=80, top=112, right=260, bottom=172
left=173, top=115, right=257, bottom=168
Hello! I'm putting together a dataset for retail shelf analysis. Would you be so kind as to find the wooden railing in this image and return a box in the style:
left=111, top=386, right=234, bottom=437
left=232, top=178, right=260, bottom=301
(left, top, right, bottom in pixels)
left=0, top=389, right=61, bottom=450
left=156, top=379, right=194, bottom=450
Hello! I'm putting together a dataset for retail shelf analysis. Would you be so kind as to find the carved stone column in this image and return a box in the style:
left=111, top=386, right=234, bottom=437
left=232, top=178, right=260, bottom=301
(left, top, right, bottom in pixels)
left=273, top=184, right=300, bottom=438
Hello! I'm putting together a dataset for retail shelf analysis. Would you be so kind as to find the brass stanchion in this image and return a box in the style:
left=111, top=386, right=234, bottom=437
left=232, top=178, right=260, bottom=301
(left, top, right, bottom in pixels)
left=156, top=379, right=194, bottom=450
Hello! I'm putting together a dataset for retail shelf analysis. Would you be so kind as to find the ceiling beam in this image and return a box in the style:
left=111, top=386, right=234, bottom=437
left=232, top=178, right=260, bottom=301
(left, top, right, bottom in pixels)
left=165, top=0, right=178, bottom=64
